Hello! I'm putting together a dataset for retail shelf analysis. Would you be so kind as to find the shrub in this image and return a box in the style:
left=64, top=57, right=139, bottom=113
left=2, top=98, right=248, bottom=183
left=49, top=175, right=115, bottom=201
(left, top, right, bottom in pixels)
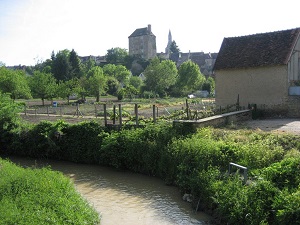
left=259, top=157, right=300, bottom=190
left=0, top=93, right=22, bottom=150
left=273, top=188, right=300, bottom=225
left=59, top=120, right=108, bottom=163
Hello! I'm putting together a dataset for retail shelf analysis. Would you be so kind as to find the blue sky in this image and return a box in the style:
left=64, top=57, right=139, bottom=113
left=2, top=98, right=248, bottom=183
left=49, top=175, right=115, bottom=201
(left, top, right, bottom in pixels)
left=0, top=0, right=299, bottom=66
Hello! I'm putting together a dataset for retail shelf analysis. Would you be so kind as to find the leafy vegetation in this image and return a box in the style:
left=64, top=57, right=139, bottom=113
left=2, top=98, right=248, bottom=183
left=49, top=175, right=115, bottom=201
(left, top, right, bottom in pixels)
left=3, top=117, right=300, bottom=224
left=0, top=158, right=100, bottom=225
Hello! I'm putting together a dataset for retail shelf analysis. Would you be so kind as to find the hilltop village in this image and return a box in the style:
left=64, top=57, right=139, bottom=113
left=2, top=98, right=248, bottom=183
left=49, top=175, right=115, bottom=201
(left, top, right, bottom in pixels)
left=80, top=24, right=218, bottom=78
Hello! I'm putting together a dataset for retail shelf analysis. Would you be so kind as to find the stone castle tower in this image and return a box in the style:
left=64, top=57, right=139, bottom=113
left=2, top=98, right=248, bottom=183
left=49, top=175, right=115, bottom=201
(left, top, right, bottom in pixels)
left=128, top=24, right=157, bottom=60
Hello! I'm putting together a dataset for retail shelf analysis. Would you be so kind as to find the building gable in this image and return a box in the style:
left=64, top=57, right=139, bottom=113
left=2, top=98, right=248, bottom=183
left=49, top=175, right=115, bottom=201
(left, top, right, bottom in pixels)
left=214, top=28, right=300, bottom=70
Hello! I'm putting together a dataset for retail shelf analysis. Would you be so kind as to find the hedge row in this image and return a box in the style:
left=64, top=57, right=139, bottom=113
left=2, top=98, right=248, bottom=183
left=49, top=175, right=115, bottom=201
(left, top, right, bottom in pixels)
left=2, top=120, right=300, bottom=224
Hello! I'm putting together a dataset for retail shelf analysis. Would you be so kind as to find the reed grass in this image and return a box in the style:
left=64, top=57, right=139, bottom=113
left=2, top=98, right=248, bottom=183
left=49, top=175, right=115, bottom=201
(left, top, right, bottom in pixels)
left=0, top=158, right=100, bottom=225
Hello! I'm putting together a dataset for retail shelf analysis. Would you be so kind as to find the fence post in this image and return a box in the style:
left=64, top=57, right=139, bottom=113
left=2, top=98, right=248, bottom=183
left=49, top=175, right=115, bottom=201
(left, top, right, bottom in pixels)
left=35, top=108, right=37, bottom=116
left=104, top=104, right=107, bottom=126
left=47, top=107, right=49, bottom=116
left=135, top=103, right=139, bottom=126
left=24, top=105, right=27, bottom=115
left=95, top=105, right=97, bottom=118
left=186, top=99, right=190, bottom=119
left=118, top=104, right=122, bottom=126
left=153, top=105, right=156, bottom=123
left=113, top=105, right=116, bottom=124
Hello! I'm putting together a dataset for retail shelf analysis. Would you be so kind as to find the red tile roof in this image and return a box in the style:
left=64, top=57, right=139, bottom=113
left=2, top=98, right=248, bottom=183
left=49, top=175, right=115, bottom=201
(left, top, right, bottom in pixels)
left=214, top=28, right=300, bottom=70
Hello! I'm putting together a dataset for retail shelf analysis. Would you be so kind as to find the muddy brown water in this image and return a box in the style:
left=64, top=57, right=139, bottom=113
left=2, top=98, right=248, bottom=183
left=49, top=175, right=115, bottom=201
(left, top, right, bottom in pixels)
left=6, top=156, right=212, bottom=225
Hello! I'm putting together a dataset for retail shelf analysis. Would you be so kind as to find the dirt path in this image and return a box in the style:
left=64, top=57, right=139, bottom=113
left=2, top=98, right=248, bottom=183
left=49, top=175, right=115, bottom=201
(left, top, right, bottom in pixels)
left=240, top=118, right=300, bottom=135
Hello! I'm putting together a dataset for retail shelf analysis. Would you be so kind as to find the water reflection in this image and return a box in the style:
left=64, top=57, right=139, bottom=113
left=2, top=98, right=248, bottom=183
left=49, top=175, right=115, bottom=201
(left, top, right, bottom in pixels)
left=6, top=156, right=211, bottom=225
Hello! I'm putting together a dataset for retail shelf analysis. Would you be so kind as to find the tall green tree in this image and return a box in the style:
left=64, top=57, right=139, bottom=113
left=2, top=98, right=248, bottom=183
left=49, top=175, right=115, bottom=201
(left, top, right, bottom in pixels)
left=57, top=78, right=80, bottom=104
left=170, top=40, right=180, bottom=54
left=29, top=71, right=58, bottom=105
left=177, top=60, right=206, bottom=96
left=82, top=58, right=96, bottom=76
left=144, top=57, right=177, bottom=97
left=202, top=77, right=215, bottom=95
left=129, top=76, right=143, bottom=91
left=106, top=77, right=120, bottom=96
left=103, top=64, right=131, bottom=87
left=51, top=49, right=71, bottom=81
left=105, top=47, right=128, bottom=65
left=0, top=67, right=31, bottom=100
left=87, top=66, right=107, bottom=102
left=69, top=49, right=83, bottom=78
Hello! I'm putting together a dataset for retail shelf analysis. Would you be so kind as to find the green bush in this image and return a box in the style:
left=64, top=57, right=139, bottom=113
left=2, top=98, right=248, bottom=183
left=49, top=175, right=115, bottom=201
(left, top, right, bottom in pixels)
left=212, top=177, right=278, bottom=225
left=273, top=188, right=300, bottom=225
left=259, top=157, right=300, bottom=190
left=101, top=122, right=177, bottom=175
left=9, top=120, right=67, bottom=159
left=0, top=92, right=22, bottom=150
left=59, top=120, right=108, bottom=163
left=0, top=158, right=100, bottom=225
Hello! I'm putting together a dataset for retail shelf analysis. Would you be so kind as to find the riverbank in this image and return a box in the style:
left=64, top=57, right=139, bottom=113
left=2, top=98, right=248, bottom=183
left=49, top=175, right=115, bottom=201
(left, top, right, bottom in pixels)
left=0, top=158, right=100, bottom=225
left=7, top=156, right=212, bottom=225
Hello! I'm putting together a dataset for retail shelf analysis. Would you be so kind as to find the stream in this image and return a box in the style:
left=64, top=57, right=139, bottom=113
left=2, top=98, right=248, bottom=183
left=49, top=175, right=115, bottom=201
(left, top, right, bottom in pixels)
left=6, top=156, right=212, bottom=225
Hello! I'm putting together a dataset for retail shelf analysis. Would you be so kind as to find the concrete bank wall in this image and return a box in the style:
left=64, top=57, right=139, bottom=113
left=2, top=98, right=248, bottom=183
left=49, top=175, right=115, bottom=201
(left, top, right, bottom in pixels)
left=173, top=109, right=252, bottom=129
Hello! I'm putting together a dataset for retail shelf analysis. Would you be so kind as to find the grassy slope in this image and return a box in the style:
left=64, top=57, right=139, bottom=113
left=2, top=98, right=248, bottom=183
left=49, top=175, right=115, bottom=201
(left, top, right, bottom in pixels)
left=0, top=158, right=100, bottom=225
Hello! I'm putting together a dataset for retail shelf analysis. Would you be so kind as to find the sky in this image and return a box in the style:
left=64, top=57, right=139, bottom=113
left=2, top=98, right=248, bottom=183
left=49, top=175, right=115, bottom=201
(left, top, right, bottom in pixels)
left=0, top=0, right=299, bottom=66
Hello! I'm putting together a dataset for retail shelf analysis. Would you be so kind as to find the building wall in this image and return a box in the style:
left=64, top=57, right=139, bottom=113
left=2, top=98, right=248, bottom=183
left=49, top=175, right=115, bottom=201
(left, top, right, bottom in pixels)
left=288, top=37, right=300, bottom=81
left=128, top=35, right=156, bottom=60
left=215, top=65, right=289, bottom=112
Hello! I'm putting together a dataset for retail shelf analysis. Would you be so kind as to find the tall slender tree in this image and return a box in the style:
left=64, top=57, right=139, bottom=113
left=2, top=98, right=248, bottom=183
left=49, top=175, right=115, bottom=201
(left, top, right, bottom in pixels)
left=69, top=49, right=83, bottom=78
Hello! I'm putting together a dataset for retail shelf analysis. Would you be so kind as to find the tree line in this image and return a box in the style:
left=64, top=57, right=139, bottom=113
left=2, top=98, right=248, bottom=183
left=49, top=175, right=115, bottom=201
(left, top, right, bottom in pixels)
left=0, top=48, right=215, bottom=104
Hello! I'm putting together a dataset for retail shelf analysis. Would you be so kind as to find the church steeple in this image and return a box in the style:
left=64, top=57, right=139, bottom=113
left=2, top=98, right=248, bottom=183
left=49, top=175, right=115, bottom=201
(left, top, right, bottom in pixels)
left=165, top=29, right=172, bottom=54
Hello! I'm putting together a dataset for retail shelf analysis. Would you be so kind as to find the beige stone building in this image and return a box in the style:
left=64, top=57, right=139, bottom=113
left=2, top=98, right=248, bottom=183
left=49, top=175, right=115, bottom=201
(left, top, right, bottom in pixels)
left=214, top=28, right=300, bottom=117
left=128, top=24, right=157, bottom=60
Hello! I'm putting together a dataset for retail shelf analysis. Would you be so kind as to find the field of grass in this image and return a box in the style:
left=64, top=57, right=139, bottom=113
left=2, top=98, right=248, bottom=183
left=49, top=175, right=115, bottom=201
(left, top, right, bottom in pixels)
left=0, top=158, right=100, bottom=225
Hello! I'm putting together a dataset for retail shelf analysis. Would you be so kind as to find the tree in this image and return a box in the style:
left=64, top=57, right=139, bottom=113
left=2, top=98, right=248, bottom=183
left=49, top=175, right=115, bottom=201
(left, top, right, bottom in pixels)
left=103, top=64, right=131, bottom=87
left=202, top=77, right=215, bottom=95
left=82, top=58, right=96, bottom=75
left=69, top=49, right=83, bottom=78
left=117, top=85, right=138, bottom=101
left=144, top=57, right=177, bottom=97
left=0, top=67, right=31, bottom=100
left=170, top=41, right=180, bottom=54
left=29, top=71, right=58, bottom=105
left=87, top=66, right=107, bottom=102
left=105, top=47, right=128, bottom=65
left=177, top=60, right=206, bottom=96
left=106, top=77, right=120, bottom=96
left=51, top=49, right=71, bottom=81
left=57, top=78, right=80, bottom=104
left=129, top=76, right=143, bottom=91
